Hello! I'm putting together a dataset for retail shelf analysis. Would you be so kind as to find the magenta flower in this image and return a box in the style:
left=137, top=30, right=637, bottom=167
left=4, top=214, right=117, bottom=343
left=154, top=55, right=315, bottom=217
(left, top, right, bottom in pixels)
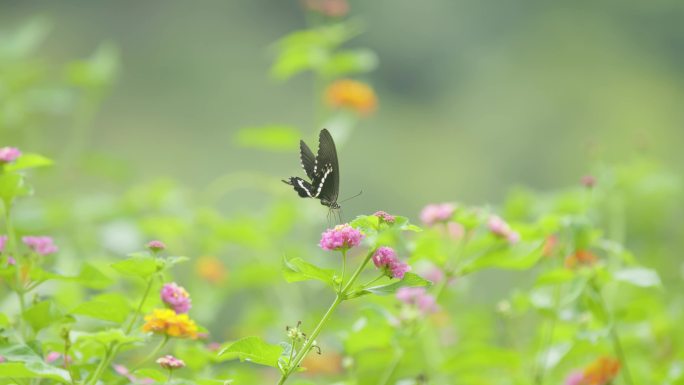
left=156, top=355, right=185, bottom=370
left=147, top=240, right=166, bottom=252
left=160, top=282, right=192, bottom=314
left=419, top=203, right=455, bottom=226
left=0, top=235, right=6, bottom=252
left=372, top=247, right=411, bottom=279
left=396, top=287, right=438, bottom=314
left=373, top=211, right=396, bottom=224
left=319, top=224, right=364, bottom=251
left=0, top=147, right=21, bottom=164
left=487, top=215, right=520, bottom=244
left=564, top=370, right=585, bottom=385
left=114, top=364, right=155, bottom=385
left=581, top=175, right=596, bottom=188
left=22, top=236, right=58, bottom=256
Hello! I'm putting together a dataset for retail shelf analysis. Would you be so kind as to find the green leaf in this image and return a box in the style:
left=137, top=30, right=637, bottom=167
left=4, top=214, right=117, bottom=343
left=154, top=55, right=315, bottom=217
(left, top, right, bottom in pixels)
left=354, top=273, right=431, bottom=297
left=219, top=336, right=284, bottom=368
left=73, top=329, right=142, bottom=347
left=23, top=301, right=63, bottom=332
left=282, top=256, right=336, bottom=287
left=4, top=153, right=53, bottom=172
left=0, top=344, right=70, bottom=383
left=320, top=49, right=378, bottom=77
left=0, top=172, right=30, bottom=206
left=460, top=242, right=543, bottom=274
left=613, top=267, right=661, bottom=288
left=134, top=368, right=167, bottom=381
left=75, top=263, right=114, bottom=289
left=535, top=269, right=575, bottom=286
left=234, top=125, right=301, bottom=152
left=71, top=293, right=132, bottom=323
left=111, top=255, right=160, bottom=278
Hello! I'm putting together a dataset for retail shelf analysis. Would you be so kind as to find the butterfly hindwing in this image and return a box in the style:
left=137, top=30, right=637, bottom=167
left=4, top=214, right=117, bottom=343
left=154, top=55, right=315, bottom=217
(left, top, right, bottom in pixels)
left=284, top=177, right=314, bottom=198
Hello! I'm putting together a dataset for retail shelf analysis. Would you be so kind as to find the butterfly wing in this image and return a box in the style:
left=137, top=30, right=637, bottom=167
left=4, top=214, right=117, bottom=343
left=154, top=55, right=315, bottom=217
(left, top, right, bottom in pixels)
left=299, top=140, right=316, bottom=180
left=314, top=129, right=340, bottom=207
left=282, top=177, right=315, bottom=198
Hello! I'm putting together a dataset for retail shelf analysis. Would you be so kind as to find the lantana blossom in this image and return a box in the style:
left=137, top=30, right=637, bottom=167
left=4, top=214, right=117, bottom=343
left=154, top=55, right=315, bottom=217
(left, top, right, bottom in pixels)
left=156, top=355, right=185, bottom=370
left=373, top=211, right=396, bottom=224
left=325, top=79, right=377, bottom=115
left=372, top=247, right=410, bottom=279
left=487, top=215, right=520, bottom=244
left=420, top=203, right=455, bottom=226
left=319, top=224, right=364, bottom=251
left=142, top=309, right=198, bottom=339
left=22, top=236, right=58, bottom=256
left=396, top=287, right=438, bottom=315
left=160, top=282, right=192, bottom=314
left=0, top=147, right=21, bottom=164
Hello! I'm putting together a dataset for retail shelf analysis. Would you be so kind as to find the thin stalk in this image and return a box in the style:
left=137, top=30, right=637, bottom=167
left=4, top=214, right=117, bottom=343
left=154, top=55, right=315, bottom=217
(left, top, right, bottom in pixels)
left=4, top=205, right=26, bottom=341
left=338, top=250, right=347, bottom=293
left=125, top=276, right=155, bottom=334
left=377, top=348, right=403, bottom=385
left=85, top=343, right=115, bottom=385
left=591, top=285, right=634, bottom=385
left=277, top=249, right=376, bottom=385
left=131, top=336, right=169, bottom=372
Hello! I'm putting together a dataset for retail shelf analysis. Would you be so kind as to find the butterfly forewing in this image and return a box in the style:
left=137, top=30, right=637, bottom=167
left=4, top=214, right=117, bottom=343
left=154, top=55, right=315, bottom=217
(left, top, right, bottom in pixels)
left=315, top=129, right=340, bottom=207
left=299, top=140, right=316, bottom=180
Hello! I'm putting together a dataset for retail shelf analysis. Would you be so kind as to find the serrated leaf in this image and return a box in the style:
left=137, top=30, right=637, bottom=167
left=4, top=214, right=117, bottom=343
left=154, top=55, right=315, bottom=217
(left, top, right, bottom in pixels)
left=613, top=267, right=661, bottom=288
left=71, top=293, right=132, bottom=323
left=4, top=153, right=53, bottom=171
left=282, top=256, right=335, bottom=287
left=0, top=344, right=70, bottom=383
left=111, top=256, right=160, bottom=278
left=352, top=273, right=431, bottom=298
left=234, top=125, right=301, bottom=152
left=219, top=336, right=283, bottom=368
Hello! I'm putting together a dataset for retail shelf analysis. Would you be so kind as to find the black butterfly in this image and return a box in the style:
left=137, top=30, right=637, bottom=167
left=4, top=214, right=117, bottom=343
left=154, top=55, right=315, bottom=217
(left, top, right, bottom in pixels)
left=283, top=129, right=340, bottom=210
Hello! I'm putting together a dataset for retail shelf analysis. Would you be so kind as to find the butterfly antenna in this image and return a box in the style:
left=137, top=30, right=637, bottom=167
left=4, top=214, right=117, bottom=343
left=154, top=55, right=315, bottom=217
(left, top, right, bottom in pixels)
left=339, top=190, right=363, bottom=204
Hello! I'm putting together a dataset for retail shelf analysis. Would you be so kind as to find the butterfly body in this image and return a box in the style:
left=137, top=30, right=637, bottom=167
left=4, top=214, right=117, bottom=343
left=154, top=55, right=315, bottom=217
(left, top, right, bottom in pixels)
left=283, top=129, right=340, bottom=210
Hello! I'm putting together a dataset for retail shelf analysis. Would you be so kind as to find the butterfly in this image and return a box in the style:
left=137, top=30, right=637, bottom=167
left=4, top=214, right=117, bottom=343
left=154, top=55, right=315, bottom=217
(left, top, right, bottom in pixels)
left=283, top=129, right=340, bottom=211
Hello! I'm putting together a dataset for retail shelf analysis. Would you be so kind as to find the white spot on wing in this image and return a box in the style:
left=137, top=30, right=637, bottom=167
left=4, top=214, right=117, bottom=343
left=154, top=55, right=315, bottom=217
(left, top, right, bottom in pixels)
left=296, top=179, right=313, bottom=198
left=314, top=165, right=332, bottom=198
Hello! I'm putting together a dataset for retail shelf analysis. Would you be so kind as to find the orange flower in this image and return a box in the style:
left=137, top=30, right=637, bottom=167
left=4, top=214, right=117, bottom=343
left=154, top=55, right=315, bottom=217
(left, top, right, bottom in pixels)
left=195, top=256, right=227, bottom=284
left=142, top=309, right=198, bottom=339
left=302, top=351, right=343, bottom=376
left=542, top=234, right=558, bottom=257
left=325, top=79, right=377, bottom=115
left=564, top=249, right=598, bottom=269
left=582, top=356, right=620, bottom=385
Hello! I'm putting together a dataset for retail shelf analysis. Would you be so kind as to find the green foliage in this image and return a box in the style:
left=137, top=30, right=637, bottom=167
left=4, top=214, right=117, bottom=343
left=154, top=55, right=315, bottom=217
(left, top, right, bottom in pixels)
left=220, top=337, right=284, bottom=368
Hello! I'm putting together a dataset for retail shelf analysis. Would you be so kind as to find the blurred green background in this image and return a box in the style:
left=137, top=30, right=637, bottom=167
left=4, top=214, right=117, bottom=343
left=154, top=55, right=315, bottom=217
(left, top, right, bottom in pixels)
left=1, top=0, right=683, bottom=217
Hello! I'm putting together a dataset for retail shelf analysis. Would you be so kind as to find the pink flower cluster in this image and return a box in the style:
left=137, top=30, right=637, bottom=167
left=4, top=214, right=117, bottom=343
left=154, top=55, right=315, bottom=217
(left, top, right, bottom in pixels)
left=319, top=224, right=364, bottom=251
left=22, top=236, right=58, bottom=255
left=487, top=215, right=520, bottom=244
left=161, top=282, right=192, bottom=314
left=147, top=240, right=166, bottom=252
left=114, top=365, right=154, bottom=385
left=420, top=203, right=455, bottom=226
left=372, top=247, right=410, bottom=279
left=373, top=211, right=396, bottom=224
left=156, top=355, right=185, bottom=370
left=0, top=147, right=21, bottom=164
left=581, top=175, right=596, bottom=188
left=396, top=287, right=438, bottom=314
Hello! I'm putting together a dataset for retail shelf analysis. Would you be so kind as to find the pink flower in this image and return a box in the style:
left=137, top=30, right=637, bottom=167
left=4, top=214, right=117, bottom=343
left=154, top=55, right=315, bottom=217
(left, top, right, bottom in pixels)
left=0, top=147, right=21, bottom=164
left=487, top=215, right=520, bottom=244
left=0, top=355, right=5, bottom=363
left=373, top=211, right=396, bottom=224
left=564, top=370, right=585, bottom=385
left=396, top=287, right=438, bottom=314
left=45, top=352, right=71, bottom=364
left=206, top=342, right=221, bottom=352
left=7, top=256, right=15, bottom=265
left=0, top=235, right=6, bottom=252
left=581, top=175, right=596, bottom=188
left=160, top=282, right=192, bottom=314
left=446, top=221, right=465, bottom=239
left=22, top=236, right=58, bottom=255
left=372, top=247, right=411, bottom=279
left=156, top=355, right=185, bottom=370
left=147, top=240, right=166, bottom=252
left=319, top=224, right=364, bottom=251
left=114, top=364, right=155, bottom=385
left=419, top=203, right=455, bottom=226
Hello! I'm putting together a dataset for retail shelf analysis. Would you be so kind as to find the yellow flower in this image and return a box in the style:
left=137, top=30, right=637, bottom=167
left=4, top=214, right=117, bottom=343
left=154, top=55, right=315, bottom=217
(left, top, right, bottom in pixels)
left=142, top=309, right=198, bottom=339
left=325, top=79, right=377, bottom=115
left=195, top=256, right=227, bottom=284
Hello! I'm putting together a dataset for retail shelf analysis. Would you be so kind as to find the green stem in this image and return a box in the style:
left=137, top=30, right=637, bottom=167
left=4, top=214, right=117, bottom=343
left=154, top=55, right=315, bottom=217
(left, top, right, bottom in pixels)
left=591, top=284, right=634, bottom=385
left=338, top=250, right=347, bottom=294
left=377, top=348, right=403, bottom=385
left=132, top=336, right=169, bottom=372
left=4, top=204, right=26, bottom=341
left=85, top=343, right=116, bottom=385
left=277, top=249, right=376, bottom=385
left=125, top=276, right=155, bottom=334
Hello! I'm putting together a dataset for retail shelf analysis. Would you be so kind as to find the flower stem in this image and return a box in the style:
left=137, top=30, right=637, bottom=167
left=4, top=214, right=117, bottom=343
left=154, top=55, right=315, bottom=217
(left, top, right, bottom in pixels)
left=338, top=250, right=347, bottom=294
left=125, top=276, right=155, bottom=334
left=85, top=343, right=117, bottom=385
left=4, top=204, right=26, bottom=341
left=132, top=336, right=169, bottom=372
left=277, top=249, right=376, bottom=385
